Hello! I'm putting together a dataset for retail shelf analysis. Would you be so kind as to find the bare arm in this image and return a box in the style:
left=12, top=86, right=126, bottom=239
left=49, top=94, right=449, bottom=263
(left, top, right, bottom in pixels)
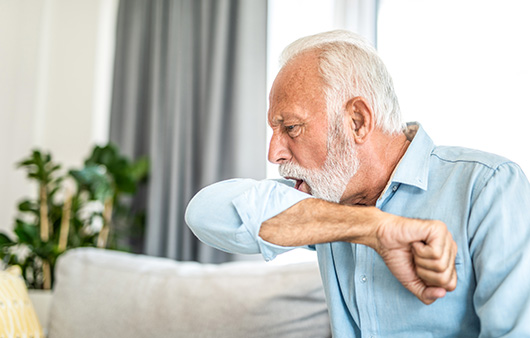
left=259, top=198, right=457, bottom=305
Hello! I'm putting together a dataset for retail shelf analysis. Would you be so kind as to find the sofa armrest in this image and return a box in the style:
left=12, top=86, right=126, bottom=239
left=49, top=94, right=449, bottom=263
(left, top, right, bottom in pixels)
left=28, top=289, right=53, bottom=335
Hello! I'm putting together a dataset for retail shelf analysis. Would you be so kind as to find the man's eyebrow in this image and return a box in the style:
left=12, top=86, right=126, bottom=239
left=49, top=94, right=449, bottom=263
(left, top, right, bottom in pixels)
left=269, top=112, right=306, bottom=127
left=269, top=115, right=284, bottom=126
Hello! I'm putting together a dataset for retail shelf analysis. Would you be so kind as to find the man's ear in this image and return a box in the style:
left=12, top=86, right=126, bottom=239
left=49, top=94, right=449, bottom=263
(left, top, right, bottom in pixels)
left=344, top=96, right=375, bottom=144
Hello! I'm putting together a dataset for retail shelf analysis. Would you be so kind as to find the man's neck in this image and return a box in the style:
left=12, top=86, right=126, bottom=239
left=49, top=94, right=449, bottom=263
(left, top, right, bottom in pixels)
left=341, top=130, right=411, bottom=206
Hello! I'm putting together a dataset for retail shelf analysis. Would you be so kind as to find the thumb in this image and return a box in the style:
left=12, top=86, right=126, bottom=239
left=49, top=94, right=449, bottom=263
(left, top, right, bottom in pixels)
left=404, top=279, right=447, bottom=305
left=420, top=287, right=447, bottom=305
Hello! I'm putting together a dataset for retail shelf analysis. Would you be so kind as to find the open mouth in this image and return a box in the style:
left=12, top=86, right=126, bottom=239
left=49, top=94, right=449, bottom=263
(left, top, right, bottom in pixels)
left=285, top=177, right=305, bottom=191
left=294, top=179, right=304, bottom=190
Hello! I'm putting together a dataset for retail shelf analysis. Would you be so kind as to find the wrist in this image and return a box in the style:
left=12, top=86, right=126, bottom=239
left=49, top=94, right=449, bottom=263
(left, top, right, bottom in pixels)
left=345, top=206, right=385, bottom=250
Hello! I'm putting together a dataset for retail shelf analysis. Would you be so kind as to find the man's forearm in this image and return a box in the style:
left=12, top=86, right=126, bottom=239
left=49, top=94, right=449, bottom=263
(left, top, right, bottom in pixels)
left=259, top=198, right=458, bottom=305
left=259, top=198, right=381, bottom=249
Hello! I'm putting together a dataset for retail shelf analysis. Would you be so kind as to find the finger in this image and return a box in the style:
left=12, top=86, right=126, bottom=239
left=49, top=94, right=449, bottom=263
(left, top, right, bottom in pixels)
left=412, top=237, right=457, bottom=272
left=413, top=240, right=457, bottom=291
left=402, top=279, right=447, bottom=305
left=415, top=265, right=457, bottom=291
left=411, top=234, right=447, bottom=260
left=413, top=251, right=452, bottom=274
left=421, top=286, right=447, bottom=304
left=413, top=239, right=457, bottom=271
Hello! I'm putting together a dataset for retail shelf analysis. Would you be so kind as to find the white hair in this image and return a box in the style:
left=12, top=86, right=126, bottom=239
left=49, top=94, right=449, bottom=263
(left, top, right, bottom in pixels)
left=280, top=30, right=404, bottom=134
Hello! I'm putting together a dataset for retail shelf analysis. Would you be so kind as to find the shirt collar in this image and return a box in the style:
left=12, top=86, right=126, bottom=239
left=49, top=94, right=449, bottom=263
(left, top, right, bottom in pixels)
left=390, top=122, right=434, bottom=191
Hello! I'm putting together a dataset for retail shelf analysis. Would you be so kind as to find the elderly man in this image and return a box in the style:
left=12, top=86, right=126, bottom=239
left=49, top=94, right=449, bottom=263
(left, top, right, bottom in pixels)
left=185, top=30, right=530, bottom=336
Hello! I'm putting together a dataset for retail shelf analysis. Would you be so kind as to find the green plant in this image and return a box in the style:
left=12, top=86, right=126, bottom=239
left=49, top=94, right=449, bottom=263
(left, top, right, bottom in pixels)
left=0, top=144, right=148, bottom=289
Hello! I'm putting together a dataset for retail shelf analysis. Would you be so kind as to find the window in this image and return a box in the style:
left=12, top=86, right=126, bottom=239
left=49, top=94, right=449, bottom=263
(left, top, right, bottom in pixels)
left=378, top=0, right=530, bottom=175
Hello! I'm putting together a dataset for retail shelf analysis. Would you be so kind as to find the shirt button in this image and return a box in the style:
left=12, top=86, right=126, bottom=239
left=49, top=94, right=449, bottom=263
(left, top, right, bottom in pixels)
left=360, top=275, right=367, bottom=283
left=392, top=185, right=398, bottom=192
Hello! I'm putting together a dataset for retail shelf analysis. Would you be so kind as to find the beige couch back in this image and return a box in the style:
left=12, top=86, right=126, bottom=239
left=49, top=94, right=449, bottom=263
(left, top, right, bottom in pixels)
left=48, top=248, right=330, bottom=338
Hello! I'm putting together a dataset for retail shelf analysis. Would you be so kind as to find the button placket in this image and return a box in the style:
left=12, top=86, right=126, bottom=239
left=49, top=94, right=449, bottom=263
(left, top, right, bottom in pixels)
left=354, top=245, right=379, bottom=338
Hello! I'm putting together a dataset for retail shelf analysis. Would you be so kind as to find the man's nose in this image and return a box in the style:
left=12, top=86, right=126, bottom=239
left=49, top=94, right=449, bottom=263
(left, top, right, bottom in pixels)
left=268, top=132, right=291, bottom=164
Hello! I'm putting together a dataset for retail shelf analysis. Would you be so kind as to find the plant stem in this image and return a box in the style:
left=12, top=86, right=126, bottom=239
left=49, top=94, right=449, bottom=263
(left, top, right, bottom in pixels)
left=42, top=261, right=51, bottom=290
left=58, top=193, right=72, bottom=252
left=97, top=198, right=113, bottom=248
left=39, top=183, right=52, bottom=289
left=39, top=184, right=50, bottom=241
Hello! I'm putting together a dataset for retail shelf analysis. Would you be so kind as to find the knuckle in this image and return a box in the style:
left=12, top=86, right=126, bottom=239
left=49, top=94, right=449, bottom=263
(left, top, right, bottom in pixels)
left=433, top=220, right=447, bottom=232
left=432, top=260, right=446, bottom=273
left=441, top=272, right=453, bottom=286
left=448, top=271, right=458, bottom=291
left=424, top=267, right=453, bottom=287
left=431, top=246, right=443, bottom=260
left=440, top=270, right=457, bottom=290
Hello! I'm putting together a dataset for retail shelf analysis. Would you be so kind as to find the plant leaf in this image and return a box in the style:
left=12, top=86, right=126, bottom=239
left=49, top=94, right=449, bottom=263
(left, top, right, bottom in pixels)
left=0, top=233, right=15, bottom=247
left=130, top=157, right=149, bottom=181
left=14, top=221, right=40, bottom=245
left=18, top=200, right=38, bottom=213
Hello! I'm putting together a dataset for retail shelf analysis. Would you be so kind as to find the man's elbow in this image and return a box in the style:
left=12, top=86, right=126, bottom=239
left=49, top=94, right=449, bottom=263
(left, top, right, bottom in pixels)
left=184, top=192, right=205, bottom=233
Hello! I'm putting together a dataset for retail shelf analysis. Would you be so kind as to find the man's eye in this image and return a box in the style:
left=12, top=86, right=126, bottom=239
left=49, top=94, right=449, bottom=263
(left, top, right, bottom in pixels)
left=285, top=125, right=301, bottom=137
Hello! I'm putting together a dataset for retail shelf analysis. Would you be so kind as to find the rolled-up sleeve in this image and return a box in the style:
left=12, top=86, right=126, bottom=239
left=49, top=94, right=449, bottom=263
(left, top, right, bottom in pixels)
left=185, top=178, right=313, bottom=261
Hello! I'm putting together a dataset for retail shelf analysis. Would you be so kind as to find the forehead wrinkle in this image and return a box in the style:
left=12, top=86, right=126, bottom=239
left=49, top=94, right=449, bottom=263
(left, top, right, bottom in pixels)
left=269, top=79, right=327, bottom=122
left=268, top=50, right=329, bottom=131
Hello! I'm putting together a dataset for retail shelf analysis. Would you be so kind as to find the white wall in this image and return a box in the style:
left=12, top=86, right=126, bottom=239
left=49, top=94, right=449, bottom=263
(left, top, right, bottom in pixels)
left=0, top=0, right=118, bottom=233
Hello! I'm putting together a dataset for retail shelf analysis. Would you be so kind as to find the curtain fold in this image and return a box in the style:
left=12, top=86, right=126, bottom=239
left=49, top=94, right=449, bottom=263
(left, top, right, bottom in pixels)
left=110, top=0, right=267, bottom=262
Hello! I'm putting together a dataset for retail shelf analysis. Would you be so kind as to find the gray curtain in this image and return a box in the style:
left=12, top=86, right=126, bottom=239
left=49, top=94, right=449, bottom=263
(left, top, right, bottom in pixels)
left=109, top=0, right=267, bottom=262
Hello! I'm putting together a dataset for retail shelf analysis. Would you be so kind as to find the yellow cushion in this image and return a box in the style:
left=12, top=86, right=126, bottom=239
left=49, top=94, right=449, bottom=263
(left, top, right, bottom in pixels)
left=0, top=266, right=44, bottom=338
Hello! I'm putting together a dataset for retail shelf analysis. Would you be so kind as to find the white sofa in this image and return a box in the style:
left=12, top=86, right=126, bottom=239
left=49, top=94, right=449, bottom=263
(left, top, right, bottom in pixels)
left=37, top=248, right=330, bottom=337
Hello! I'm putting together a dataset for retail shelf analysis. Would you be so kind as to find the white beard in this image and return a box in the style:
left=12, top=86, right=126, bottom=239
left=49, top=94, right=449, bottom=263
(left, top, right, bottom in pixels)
left=279, top=123, right=358, bottom=203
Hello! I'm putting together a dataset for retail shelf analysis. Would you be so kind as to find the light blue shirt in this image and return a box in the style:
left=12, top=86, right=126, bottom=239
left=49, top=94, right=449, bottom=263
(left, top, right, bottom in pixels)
left=185, top=124, right=530, bottom=337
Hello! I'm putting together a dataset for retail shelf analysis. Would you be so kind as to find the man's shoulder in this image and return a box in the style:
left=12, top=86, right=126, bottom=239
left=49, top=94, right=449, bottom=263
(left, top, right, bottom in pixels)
left=430, top=145, right=512, bottom=171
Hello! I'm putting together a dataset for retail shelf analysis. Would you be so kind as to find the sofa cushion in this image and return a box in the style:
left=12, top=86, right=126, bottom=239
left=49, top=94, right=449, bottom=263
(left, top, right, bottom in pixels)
left=0, top=266, right=44, bottom=338
left=48, top=248, right=330, bottom=338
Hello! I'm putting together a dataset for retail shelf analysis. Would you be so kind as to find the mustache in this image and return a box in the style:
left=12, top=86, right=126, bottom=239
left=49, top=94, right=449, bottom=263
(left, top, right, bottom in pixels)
left=278, top=159, right=345, bottom=203
left=279, top=161, right=336, bottom=188
left=278, top=161, right=316, bottom=180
